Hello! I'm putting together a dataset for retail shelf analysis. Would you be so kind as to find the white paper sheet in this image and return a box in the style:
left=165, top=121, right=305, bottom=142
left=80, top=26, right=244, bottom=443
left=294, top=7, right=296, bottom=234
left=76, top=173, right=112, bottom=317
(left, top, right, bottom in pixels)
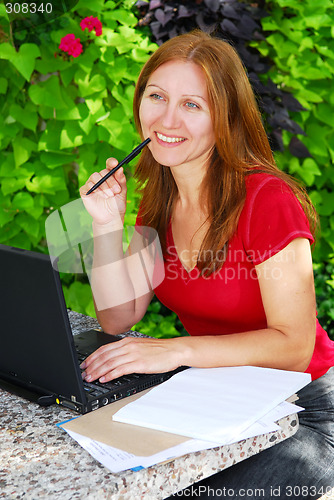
left=62, top=401, right=303, bottom=473
left=113, top=366, right=310, bottom=443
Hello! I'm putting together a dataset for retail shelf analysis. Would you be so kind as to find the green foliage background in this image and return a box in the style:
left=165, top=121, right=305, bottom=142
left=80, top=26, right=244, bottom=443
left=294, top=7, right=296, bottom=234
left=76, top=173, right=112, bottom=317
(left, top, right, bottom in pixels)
left=0, top=0, right=333, bottom=339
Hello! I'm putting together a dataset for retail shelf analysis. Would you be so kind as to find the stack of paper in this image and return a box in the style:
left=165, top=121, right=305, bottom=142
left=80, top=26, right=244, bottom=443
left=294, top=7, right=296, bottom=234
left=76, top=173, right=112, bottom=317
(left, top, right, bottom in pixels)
left=59, top=366, right=311, bottom=473
left=112, top=366, right=310, bottom=443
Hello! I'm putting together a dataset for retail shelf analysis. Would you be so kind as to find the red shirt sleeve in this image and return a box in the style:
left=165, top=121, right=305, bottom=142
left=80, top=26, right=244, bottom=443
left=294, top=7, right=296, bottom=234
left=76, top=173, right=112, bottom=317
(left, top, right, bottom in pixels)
left=242, top=174, right=314, bottom=265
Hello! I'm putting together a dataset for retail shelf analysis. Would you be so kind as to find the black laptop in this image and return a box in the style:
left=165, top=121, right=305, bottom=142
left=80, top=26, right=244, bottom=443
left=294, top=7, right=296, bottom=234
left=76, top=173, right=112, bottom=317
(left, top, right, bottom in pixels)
left=0, top=244, right=185, bottom=414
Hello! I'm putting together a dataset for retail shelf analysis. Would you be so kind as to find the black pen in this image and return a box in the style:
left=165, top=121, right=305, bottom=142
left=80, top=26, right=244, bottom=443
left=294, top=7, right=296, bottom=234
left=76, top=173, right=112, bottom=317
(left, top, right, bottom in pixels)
left=86, top=137, right=151, bottom=195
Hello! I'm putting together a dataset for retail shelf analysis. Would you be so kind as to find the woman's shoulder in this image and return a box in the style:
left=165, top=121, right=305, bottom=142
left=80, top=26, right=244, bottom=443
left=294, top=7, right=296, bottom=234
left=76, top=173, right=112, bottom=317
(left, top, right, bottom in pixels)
left=244, top=170, right=296, bottom=207
left=245, top=170, right=290, bottom=192
left=241, top=168, right=308, bottom=229
left=239, top=169, right=314, bottom=260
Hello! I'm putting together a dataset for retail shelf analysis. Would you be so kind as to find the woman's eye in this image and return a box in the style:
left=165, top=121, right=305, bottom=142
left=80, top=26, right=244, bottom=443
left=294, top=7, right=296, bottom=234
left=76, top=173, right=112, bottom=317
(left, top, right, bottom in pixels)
left=150, top=93, right=163, bottom=100
left=185, top=102, right=199, bottom=109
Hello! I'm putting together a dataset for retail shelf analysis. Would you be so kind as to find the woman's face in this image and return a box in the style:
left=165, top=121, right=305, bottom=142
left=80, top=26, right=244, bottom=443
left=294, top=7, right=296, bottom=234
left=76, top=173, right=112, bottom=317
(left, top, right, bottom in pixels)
left=139, top=60, right=215, bottom=171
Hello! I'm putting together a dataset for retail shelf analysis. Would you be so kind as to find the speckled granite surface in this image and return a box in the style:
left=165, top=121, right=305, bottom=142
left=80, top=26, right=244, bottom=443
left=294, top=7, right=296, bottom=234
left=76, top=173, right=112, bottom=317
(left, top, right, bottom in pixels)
left=0, top=311, right=299, bottom=500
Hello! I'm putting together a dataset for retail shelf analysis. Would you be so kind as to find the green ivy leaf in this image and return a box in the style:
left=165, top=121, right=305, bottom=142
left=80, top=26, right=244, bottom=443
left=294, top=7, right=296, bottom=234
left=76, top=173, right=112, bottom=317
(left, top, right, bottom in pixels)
left=316, top=190, right=334, bottom=217
left=29, top=75, right=71, bottom=109
left=85, top=97, right=103, bottom=115
left=111, top=84, right=134, bottom=117
left=303, top=14, right=332, bottom=30
left=303, top=123, right=330, bottom=158
left=79, top=105, right=107, bottom=135
left=294, top=87, right=324, bottom=104
left=314, top=103, right=334, bottom=127
left=25, top=167, right=67, bottom=194
left=0, top=3, right=10, bottom=20
left=60, top=122, right=84, bottom=149
left=15, top=213, right=41, bottom=239
left=0, top=221, right=21, bottom=243
left=75, top=0, right=104, bottom=12
left=0, top=43, right=16, bottom=61
left=60, top=65, right=78, bottom=87
left=266, top=34, right=298, bottom=58
left=75, top=69, right=107, bottom=98
left=303, top=158, right=322, bottom=176
left=40, top=151, right=74, bottom=169
left=12, top=44, right=41, bottom=81
left=12, top=192, right=34, bottom=210
left=1, top=177, right=27, bottom=196
left=292, top=64, right=331, bottom=80
left=0, top=212, right=15, bottom=228
left=104, top=57, right=128, bottom=85
left=131, top=48, right=152, bottom=63
left=9, top=103, right=38, bottom=132
left=105, top=8, right=138, bottom=27
left=13, top=137, right=37, bottom=168
left=5, top=232, right=32, bottom=250
left=25, top=195, right=46, bottom=220
left=76, top=148, right=98, bottom=186
left=56, top=105, right=83, bottom=121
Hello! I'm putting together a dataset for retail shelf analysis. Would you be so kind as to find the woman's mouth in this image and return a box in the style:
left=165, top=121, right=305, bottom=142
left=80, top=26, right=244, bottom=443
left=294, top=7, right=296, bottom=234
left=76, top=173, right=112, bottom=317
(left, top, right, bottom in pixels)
left=155, top=132, right=186, bottom=144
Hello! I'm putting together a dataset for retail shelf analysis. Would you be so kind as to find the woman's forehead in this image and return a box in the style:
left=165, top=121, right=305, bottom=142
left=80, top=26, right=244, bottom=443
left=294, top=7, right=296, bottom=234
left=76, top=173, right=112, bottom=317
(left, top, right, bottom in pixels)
left=146, top=60, right=209, bottom=97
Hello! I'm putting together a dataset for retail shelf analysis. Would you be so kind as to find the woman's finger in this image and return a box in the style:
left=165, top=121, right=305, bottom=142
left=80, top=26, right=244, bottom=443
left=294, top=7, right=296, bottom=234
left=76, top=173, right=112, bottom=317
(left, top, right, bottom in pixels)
left=106, top=157, right=119, bottom=170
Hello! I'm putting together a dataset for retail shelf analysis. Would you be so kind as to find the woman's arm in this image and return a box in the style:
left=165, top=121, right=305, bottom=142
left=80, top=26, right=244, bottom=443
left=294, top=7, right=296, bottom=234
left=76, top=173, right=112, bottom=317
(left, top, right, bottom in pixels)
left=81, top=238, right=316, bottom=382
left=80, top=161, right=153, bottom=335
left=179, top=237, right=316, bottom=371
left=90, top=219, right=155, bottom=334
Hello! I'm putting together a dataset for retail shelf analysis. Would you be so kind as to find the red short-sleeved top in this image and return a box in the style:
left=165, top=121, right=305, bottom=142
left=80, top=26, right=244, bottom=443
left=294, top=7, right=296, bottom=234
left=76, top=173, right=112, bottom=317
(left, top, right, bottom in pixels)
left=138, top=173, right=334, bottom=380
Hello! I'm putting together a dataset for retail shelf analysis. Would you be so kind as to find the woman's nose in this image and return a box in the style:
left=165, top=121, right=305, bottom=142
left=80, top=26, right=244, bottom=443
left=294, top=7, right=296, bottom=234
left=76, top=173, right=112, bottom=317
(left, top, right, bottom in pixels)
left=161, top=104, right=181, bottom=129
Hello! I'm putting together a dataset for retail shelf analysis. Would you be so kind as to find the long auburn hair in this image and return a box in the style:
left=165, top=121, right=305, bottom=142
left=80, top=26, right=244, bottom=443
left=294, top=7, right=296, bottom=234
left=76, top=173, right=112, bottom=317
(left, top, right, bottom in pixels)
left=133, top=30, right=317, bottom=275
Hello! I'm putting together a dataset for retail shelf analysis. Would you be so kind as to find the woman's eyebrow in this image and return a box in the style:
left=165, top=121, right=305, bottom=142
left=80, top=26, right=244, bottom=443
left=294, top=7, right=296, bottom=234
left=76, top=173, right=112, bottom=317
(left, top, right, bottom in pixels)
left=146, top=84, right=207, bottom=102
left=146, top=83, right=166, bottom=92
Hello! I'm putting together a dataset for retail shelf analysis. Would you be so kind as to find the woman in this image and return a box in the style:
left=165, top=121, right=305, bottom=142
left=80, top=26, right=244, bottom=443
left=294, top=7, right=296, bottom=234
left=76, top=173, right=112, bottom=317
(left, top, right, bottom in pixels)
left=80, top=31, right=334, bottom=498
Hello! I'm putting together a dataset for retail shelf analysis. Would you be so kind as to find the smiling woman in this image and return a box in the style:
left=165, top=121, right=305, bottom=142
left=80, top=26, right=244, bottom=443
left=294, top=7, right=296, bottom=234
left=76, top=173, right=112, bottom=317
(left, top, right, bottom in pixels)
left=132, top=31, right=316, bottom=275
left=79, top=30, right=334, bottom=499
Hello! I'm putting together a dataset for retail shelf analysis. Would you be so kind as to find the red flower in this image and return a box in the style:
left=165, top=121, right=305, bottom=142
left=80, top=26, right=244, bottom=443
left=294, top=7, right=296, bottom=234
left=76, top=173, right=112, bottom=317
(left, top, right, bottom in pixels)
left=59, top=34, right=83, bottom=58
left=80, top=16, right=103, bottom=36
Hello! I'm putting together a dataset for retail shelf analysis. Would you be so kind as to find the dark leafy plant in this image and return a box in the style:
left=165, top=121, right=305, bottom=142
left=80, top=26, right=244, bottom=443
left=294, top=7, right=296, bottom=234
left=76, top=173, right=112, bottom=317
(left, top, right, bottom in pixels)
left=135, top=0, right=310, bottom=156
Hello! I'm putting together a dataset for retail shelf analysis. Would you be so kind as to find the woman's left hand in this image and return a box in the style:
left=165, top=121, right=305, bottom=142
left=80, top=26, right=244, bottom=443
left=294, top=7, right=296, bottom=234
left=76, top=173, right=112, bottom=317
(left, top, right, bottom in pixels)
left=80, top=337, right=183, bottom=383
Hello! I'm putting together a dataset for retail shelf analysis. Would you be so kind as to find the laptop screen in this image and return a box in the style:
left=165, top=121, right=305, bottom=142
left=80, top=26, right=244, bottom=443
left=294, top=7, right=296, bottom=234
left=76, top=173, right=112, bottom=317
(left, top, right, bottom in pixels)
left=0, top=244, right=86, bottom=404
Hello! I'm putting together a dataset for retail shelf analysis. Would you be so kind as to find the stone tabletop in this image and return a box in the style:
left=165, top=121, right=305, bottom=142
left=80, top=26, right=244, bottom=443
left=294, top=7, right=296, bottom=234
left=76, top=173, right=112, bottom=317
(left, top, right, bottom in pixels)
left=0, top=311, right=299, bottom=500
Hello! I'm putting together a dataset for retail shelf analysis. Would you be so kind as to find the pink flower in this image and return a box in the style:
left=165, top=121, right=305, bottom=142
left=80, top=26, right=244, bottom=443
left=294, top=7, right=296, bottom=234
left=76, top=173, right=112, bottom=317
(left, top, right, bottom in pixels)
left=59, top=33, right=83, bottom=58
left=80, top=16, right=103, bottom=36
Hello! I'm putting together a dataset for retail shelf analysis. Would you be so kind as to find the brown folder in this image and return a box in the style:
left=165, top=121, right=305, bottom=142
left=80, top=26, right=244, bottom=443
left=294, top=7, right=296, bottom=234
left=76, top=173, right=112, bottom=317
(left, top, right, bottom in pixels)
left=60, top=389, right=191, bottom=456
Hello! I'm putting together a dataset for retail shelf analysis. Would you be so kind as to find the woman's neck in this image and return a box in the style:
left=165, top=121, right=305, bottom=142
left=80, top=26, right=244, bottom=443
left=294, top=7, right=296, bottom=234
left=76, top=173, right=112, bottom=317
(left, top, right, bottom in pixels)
left=169, top=162, right=206, bottom=210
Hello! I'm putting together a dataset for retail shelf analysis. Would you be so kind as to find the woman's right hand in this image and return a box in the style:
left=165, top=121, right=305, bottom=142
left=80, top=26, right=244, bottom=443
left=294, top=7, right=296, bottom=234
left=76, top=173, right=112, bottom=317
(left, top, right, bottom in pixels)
left=79, top=158, right=127, bottom=226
